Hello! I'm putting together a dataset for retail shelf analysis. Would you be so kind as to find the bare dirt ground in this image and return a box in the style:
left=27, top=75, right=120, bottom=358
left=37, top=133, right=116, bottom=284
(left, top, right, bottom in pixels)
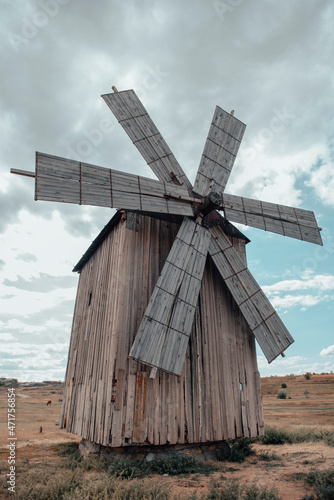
left=0, top=374, right=334, bottom=499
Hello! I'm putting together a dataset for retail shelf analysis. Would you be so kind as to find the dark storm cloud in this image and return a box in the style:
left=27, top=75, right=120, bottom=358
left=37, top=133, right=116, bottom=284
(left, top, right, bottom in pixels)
left=3, top=272, right=77, bottom=292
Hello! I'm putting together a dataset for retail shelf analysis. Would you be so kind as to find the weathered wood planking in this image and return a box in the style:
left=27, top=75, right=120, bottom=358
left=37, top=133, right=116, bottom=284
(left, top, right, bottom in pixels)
left=129, top=217, right=211, bottom=376
left=35, top=152, right=196, bottom=216
left=60, top=212, right=264, bottom=446
left=102, top=90, right=193, bottom=192
left=222, top=193, right=323, bottom=246
left=209, top=225, right=294, bottom=363
left=193, top=106, right=246, bottom=197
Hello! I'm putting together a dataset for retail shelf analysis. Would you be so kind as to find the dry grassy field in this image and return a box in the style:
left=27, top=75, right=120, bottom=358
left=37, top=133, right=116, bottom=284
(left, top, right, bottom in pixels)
left=0, top=374, right=334, bottom=499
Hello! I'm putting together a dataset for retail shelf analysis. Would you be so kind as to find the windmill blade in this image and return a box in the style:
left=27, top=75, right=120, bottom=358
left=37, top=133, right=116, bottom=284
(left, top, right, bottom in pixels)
left=35, top=152, right=199, bottom=216
left=193, top=106, right=246, bottom=197
left=129, top=217, right=211, bottom=376
left=209, top=225, right=294, bottom=363
left=222, top=193, right=323, bottom=246
left=36, top=152, right=197, bottom=215
left=102, top=89, right=193, bottom=192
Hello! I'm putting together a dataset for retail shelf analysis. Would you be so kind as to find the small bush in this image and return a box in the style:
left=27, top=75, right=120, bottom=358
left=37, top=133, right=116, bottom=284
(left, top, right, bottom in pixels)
left=148, top=453, right=215, bottom=476
left=217, top=438, right=255, bottom=463
left=108, top=457, right=148, bottom=479
left=305, top=372, right=312, bottom=380
left=281, top=383, right=287, bottom=389
left=108, top=453, right=216, bottom=479
left=260, top=426, right=290, bottom=445
left=302, top=468, right=334, bottom=499
left=277, top=389, right=287, bottom=399
left=53, top=442, right=82, bottom=470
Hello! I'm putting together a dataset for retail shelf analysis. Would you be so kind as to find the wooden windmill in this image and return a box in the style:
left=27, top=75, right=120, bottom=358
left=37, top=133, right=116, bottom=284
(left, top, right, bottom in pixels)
left=12, top=88, right=322, bottom=447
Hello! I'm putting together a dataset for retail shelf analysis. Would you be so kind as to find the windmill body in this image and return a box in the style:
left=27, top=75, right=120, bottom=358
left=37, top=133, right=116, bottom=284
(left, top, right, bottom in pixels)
left=12, top=88, right=322, bottom=447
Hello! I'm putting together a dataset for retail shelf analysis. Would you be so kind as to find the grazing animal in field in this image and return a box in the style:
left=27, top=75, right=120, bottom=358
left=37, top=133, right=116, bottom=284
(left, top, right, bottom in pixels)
left=46, top=400, right=51, bottom=406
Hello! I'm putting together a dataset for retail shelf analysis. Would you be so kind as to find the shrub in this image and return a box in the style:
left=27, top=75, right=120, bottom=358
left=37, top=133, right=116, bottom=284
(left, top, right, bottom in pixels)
left=305, top=372, right=312, bottom=380
left=302, top=467, right=334, bottom=499
left=53, top=442, right=82, bottom=470
left=277, top=389, right=287, bottom=399
left=217, top=438, right=255, bottom=463
left=260, top=426, right=290, bottom=445
left=281, top=383, right=287, bottom=389
left=108, top=453, right=216, bottom=479
left=148, top=453, right=215, bottom=475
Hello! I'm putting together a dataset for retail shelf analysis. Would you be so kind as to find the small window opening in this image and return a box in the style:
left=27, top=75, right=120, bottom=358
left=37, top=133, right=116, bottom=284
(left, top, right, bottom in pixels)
left=88, top=292, right=92, bottom=306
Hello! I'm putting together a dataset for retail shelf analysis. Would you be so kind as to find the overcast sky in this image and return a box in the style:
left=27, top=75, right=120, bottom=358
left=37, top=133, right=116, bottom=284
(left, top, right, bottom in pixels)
left=1, top=0, right=333, bottom=381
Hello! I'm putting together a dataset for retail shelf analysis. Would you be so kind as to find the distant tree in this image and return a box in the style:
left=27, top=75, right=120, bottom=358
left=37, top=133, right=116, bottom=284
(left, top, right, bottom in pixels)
left=304, top=372, right=312, bottom=380
left=281, top=383, right=287, bottom=389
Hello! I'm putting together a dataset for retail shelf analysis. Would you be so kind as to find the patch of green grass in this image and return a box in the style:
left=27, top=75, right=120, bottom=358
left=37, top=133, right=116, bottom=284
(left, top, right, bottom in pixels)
left=259, top=426, right=334, bottom=446
left=202, top=479, right=280, bottom=499
left=13, top=469, right=83, bottom=500
left=257, top=452, right=282, bottom=462
left=66, top=477, right=171, bottom=500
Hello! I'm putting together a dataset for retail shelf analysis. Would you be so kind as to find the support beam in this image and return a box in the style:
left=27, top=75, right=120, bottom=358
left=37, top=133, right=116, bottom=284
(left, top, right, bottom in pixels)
left=10, top=168, right=35, bottom=178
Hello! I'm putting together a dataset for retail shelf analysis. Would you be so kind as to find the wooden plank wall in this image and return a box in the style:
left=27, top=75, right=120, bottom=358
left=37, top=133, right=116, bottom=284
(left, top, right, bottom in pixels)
left=60, top=212, right=264, bottom=446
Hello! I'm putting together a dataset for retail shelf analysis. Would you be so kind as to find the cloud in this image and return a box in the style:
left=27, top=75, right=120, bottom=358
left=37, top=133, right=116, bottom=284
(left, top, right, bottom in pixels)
left=0, top=259, right=5, bottom=269
left=263, top=275, right=334, bottom=293
left=257, top=354, right=334, bottom=377
left=3, top=273, right=78, bottom=292
left=16, top=252, right=38, bottom=263
left=261, top=273, right=334, bottom=311
left=305, top=159, right=334, bottom=208
left=270, top=294, right=330, bottom=310
left=0, top=342, right=69, bottom=381
left=320, top=345, right=334, bottom=357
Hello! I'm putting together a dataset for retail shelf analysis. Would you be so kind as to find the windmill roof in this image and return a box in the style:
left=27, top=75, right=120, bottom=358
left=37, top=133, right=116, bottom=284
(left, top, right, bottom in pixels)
left=72, top=210, right=250, bottom=273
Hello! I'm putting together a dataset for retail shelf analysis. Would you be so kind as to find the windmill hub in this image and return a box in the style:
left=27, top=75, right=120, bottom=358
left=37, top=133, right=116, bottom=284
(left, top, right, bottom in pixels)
left=195, top=190, right=223, bottom=217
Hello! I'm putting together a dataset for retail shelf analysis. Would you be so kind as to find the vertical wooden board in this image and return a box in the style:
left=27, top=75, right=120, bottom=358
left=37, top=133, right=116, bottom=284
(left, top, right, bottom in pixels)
left=132, top=371, right=148, bottom=443
left=114, top=369, right=124, bottom=411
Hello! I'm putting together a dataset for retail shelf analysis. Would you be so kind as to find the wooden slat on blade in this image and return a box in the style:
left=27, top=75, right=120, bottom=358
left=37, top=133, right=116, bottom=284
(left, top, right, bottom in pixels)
left=209, top=226, right=294, bottom=362
left=193, top=106, right=246, bottom=197
left=222, top=193, right=323, bottom=246
left=102, top=89, right=193, bottom=192
left=129, top=217, right=211, bottom=376
left=35, top=152, right=195, bottom=216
